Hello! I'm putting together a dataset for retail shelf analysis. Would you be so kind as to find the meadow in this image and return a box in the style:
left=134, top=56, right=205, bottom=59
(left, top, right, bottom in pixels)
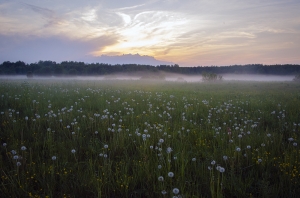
left=0, top=79, right=300, bottom=197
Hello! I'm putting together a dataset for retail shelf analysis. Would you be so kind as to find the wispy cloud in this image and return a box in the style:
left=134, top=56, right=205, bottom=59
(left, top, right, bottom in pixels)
left=0, top=0, right=299, bottom=65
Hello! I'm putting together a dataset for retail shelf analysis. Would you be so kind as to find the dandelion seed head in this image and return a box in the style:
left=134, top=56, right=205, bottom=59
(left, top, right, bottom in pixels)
left=21, top=146, right=27, bottom=151
left=161, top=190, right=167, bottom=195
left=168, top=172, right=174, bottom=177
left=173, top=188, right=180, bottom=194
left=293, top=142, right=297, bottom=146
left=158, top=176, right=164, bottom=181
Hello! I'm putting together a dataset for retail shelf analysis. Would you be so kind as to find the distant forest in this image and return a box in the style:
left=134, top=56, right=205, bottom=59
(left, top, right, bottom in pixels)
left=1, top=60, right=300, bottom=76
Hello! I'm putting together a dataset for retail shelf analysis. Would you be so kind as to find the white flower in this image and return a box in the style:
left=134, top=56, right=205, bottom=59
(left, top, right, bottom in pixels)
left=103, top=154, right=108, bottom=158
left=95, top=131, right=98, bottom=134
left=161, top=190, right=167, bottom=195
left=158, top=165, right=162, bottom=169
left=215, top=165, right=225, bottom=173
left=211, top=160, right=216, bottom=165
left=288, top=138, right=294, bottom=142
left=192, top=158, right=196, bottom=162
left=158, top=176, right=164, bottom=181
left=16, top=162, right=21, bottom=166
left=238, top=134, right=242, bottom=138
left=52, top=156, right=57, bottom=160
left=261, top=143, right=265, bottom=147
left=219, top=167, right=225, bottom=173
left=11, top=150, right=17, bottom=155
left=13, top=155, right=19, bottom=160
left=168, top=172, right=174, bottom=177
left=2, top=143, right=7, bottom=147
left=166, top=147, right=173, bottom=153
left=149, top=146, right=153, bottom=149
left=223, top=156, right=228, bottom=161
left=258, top=158, right=262, bottom=163
left=236, top=147, right=241, bottom=152
left=246, top=145, right=251, bottom=149
left=159, top=139, right=164, bottom=143
left=104, top=144, right=108, bottom=149
left=293, top=142, right=297, bottom=146
left=267, top=133, right=271, bottom=137
left=21, top=146, right=27, bottom=151
left=173, top=188, right=180, bottom=194
left=71, top=149, right=76, bottom=154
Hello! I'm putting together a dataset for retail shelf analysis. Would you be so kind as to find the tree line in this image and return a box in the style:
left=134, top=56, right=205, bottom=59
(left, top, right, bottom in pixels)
left=1, top=60, right=300, bottom=76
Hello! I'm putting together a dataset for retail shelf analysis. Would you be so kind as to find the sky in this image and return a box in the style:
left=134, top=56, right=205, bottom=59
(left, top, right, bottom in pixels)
left=0, top=0, right=300, bottom=66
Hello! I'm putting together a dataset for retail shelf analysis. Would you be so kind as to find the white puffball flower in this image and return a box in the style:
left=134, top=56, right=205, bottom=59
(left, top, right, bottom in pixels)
left=192, top=158, right=196, bottom=162
left=161, top=190, right=167, bottom=195
left=16, top=162, right=22, bottom=166
left=158, top=176, right=164, bottom=181
left=166, top=147, right=173, bottom=153
left=173, top=188, right=180, bottom=195
left=21, top=146, right=27, bottom=151
left=11, top=150, right=17, bottom=155
left=71, top=149, right=76, bottom=154
left=247, top=145, right=251, bottom=149
left=159, top=139, right=164, bottom=143
left=52, top=156, right=57, bottom=160
left=219, top=167, right=225, bottom=173
left=104, top=144, right=108, bottom=149
left=211, top=160, right=216, bottom=165
left=258, top=158, right=262, bottom=163
left=2, top=143, right=7, bottom=147
left=236, top=147, right=241, bottom=152
left=168, top=172, right=174, bottom=178
left=158, top=165, right=162, bottom=169
left=293, top=142, right=297, bottom=146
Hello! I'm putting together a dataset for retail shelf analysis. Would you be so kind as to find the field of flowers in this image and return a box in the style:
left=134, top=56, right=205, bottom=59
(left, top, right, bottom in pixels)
left=1, top=79, right=300, bottom=197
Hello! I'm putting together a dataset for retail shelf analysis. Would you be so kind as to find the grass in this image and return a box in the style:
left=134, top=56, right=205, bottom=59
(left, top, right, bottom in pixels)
left=1, top=79, right=300, bottom=197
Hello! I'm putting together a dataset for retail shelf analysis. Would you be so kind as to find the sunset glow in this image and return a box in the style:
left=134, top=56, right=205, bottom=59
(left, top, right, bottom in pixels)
left=0, top=0, right=299, bottom=66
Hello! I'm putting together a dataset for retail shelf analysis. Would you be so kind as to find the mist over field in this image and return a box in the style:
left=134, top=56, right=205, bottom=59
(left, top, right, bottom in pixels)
left=0, top=74, right=295, bottom=82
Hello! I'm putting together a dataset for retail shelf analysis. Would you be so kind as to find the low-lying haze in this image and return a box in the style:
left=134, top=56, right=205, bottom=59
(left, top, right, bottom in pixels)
left=0, top=74, right=294, bottom=82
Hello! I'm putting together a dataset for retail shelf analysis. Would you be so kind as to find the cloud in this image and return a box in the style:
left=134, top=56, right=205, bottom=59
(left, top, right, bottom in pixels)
left=0, top=0, right=299, bottom=66
left=0, top=33, right=118, bottom=63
